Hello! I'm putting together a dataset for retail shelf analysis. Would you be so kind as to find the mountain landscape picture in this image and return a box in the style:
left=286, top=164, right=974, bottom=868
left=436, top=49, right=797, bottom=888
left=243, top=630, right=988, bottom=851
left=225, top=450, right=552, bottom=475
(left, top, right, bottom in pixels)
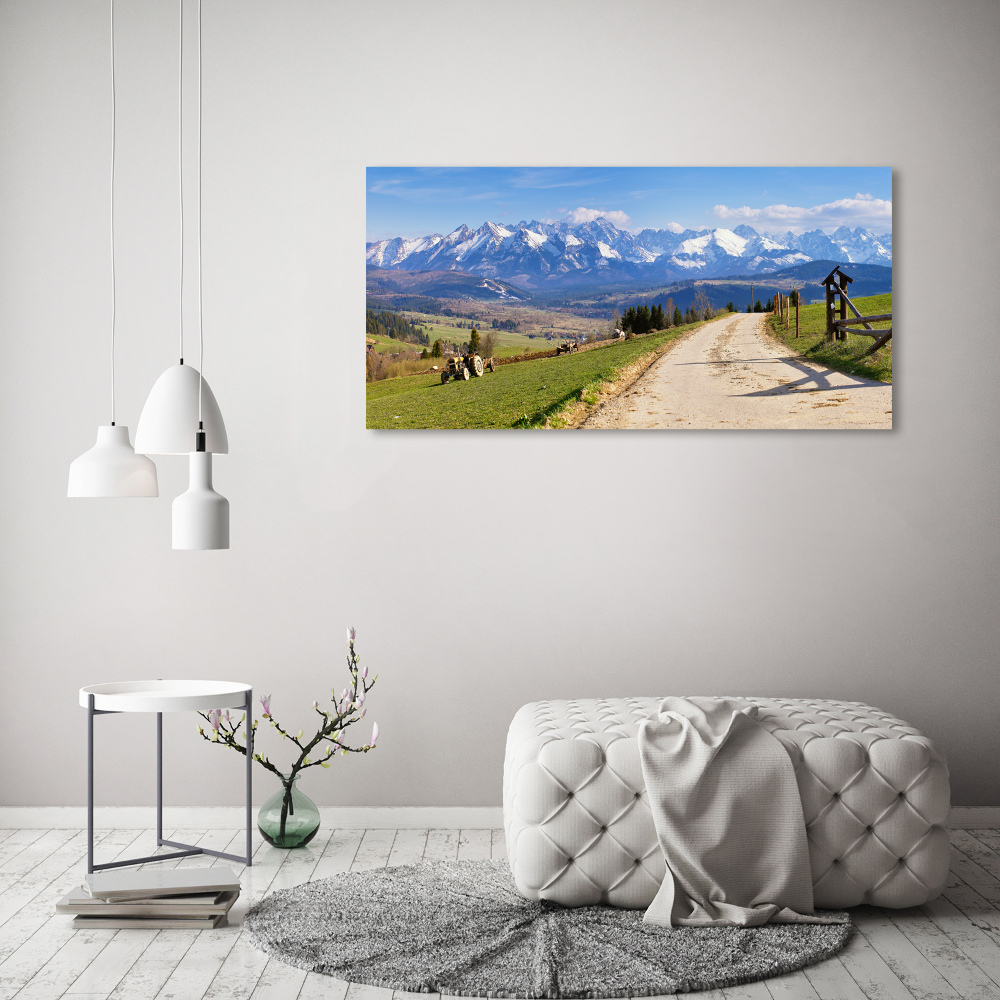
left=366, top=167, right=893, bottom=430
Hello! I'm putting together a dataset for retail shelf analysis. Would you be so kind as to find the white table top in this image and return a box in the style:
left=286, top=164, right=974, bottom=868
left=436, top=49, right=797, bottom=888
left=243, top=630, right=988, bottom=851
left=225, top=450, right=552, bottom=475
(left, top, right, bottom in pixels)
left=79, top=680, right=251, bottom=713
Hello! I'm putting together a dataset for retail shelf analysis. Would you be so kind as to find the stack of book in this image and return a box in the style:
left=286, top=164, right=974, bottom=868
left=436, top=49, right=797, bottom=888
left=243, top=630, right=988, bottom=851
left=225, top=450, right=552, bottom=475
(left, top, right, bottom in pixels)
left=57, top=866, right=241, bottom=928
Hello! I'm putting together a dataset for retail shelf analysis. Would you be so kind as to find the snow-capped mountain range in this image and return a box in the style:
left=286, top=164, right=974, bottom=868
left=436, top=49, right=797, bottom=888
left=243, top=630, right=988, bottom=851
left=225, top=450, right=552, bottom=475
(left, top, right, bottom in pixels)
left=366, top=218, right=892, bottom=288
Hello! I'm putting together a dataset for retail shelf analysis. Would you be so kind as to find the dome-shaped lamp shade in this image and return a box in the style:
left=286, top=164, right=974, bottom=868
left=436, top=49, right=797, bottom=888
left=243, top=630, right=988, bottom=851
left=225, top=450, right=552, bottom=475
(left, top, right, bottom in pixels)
left=172, top=451, right=229, bottom=549
left=68, top=425, right=159, bottom=497
left=134, top=364, right=228, bottom=455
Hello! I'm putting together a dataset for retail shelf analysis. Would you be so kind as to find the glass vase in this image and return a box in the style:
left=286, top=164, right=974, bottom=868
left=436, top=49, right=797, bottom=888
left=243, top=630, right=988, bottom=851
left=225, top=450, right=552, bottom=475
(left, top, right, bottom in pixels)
left=257, top=776, right=320, bottom=848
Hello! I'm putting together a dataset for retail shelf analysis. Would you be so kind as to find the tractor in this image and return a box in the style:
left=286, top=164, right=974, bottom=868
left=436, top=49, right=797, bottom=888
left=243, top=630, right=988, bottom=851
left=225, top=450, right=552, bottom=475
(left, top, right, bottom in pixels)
left=555, top=341, right=580, bottom=355
left=440, top=352, right=496, bottom=383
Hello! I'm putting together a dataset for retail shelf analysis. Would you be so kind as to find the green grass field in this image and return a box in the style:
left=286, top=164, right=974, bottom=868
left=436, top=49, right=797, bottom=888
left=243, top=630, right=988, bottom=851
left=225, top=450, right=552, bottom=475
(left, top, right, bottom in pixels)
left=766, top=293, right=892, bottom=383
left=369, top=303, right=607, bottom=359
left=368, top=326, right=575, bottom=360
left=368, top=332, right=424, bottom=354
left=366, top=325, right=697, bottom=429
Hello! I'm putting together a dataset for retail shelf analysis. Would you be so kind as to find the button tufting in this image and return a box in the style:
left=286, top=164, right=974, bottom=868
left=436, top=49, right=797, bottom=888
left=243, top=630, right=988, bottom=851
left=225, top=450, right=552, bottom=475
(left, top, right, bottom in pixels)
left=507, top=695, right=949, bottom=912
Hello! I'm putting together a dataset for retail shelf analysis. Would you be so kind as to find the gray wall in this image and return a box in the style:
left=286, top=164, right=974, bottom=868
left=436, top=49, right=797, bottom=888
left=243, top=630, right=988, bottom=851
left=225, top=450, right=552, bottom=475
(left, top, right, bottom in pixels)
left=1, top=0, right=997, bottom=809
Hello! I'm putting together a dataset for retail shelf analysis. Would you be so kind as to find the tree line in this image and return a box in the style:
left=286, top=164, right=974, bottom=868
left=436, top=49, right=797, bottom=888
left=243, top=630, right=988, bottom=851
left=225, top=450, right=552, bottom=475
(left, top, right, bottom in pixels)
left=619, top=290, right=738, bottom=335
left=621, top=303, right=671, bottom=334
left=365, top=308, right=429, bottom=346
left=746, top=289, right=799, bottom=313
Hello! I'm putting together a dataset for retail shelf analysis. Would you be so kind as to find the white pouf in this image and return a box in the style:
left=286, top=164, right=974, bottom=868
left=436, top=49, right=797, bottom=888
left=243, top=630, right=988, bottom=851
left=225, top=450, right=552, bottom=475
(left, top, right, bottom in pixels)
left=503, top=697, right=951, bottom=910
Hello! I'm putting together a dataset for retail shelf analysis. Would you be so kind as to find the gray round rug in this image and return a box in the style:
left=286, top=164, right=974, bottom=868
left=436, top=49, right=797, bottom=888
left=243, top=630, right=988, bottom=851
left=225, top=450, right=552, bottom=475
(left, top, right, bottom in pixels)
left=244, top=860, right=852, bottom=997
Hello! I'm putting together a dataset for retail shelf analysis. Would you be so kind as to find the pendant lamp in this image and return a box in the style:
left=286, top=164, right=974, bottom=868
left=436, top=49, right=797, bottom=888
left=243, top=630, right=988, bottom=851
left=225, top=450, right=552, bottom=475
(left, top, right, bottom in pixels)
left=68, top=0, right=158, bottom=499
left=135, top=0, right=229, bottom=548
left=68, top=426, right=158, bottom=498
left=172, top=433, right=229, bottom=549
left=134, top=363, right=227, bottom=454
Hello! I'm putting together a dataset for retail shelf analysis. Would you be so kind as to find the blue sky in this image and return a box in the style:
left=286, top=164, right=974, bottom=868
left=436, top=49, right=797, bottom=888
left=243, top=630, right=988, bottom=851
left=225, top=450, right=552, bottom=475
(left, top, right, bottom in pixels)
left=366, top=167, right=892, bottom=242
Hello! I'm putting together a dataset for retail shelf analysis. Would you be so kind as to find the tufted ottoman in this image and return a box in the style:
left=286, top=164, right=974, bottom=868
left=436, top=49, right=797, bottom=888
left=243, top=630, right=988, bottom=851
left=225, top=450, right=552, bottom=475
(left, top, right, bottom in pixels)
left=504, top=697, right=950, bottom=910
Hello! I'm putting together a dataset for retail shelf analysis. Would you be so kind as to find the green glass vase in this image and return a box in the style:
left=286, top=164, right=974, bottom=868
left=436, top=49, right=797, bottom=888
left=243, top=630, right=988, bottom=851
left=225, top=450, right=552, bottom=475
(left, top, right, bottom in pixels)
left=257, top=777, right=320, bottom=848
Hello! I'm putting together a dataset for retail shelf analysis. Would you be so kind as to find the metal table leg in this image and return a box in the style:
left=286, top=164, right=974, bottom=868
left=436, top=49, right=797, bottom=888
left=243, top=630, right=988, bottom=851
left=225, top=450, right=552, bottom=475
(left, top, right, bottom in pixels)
left=88, top=698, right=254, bottom=872
left=87, top=694, right=94, bottom=874
left=245, top=688, right=253, bottom=866
left=156, top=710, right=163, bottom=847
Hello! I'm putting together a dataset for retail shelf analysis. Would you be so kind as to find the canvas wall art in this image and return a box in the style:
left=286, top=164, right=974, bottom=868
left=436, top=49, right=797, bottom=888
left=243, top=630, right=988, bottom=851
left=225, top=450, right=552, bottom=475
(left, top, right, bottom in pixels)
left=366, top=167, right=892, bottom=430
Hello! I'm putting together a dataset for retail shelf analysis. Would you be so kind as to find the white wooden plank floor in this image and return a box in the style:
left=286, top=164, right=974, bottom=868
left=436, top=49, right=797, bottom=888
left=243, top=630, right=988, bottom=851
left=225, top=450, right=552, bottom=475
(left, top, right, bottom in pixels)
left=0, top=828, right=998, bottom=1000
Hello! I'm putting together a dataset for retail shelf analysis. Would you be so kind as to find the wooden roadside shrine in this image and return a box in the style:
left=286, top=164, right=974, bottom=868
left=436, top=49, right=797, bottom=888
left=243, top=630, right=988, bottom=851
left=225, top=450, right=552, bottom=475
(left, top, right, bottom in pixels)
left=822, top=266, right=892, bottom=356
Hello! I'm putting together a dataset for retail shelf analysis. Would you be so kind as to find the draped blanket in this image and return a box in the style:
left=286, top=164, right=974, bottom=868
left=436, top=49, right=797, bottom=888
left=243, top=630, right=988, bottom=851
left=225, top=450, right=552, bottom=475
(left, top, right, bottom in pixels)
left=638, top=697, right=847, bottom=928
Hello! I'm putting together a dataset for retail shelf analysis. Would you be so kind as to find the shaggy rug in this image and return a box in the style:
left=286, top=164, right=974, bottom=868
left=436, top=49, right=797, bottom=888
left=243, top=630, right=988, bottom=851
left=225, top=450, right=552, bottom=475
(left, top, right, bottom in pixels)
left=244, top=860, right=852, bottom=997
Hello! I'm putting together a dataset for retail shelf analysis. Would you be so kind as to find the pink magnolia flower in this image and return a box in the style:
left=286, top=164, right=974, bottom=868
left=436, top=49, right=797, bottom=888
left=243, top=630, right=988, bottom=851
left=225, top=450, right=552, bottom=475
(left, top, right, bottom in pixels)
left=370, top=722, right=380, bottom=746
left=260, top=694, right=272, bottom=718
left=347, top=626, right=356, bottom=644
left=362, top=666, right=369, bottom=681
left=207, top=709, right=222, bottom=732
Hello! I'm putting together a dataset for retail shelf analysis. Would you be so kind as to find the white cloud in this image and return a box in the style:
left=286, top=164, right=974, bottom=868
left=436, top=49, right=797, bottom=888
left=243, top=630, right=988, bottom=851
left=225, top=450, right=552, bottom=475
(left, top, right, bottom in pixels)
left=713, top=193, right=892, bottom=234
left=564, top=207, right=632, bottom=229
left=665, top=222, right=685, bottom=233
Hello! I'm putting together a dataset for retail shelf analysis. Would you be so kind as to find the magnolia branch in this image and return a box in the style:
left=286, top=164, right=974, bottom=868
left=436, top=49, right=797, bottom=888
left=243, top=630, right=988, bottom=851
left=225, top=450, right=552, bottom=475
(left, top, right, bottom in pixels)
left=197, top=630, right=379, bottom=784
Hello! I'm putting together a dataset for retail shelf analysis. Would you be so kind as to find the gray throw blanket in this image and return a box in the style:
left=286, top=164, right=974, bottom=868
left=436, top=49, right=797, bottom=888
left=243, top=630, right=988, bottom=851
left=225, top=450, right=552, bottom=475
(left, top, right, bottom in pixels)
left=638, top=696, right=847, bottom=928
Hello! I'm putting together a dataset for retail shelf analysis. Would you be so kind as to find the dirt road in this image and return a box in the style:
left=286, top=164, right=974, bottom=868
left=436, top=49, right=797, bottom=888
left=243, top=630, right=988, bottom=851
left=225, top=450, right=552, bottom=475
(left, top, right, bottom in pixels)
left=582, top=313, right=892, bottom=430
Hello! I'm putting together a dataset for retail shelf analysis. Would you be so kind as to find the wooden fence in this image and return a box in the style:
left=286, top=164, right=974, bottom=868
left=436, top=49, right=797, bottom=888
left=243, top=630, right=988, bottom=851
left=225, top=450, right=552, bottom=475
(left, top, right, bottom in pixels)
left=823, top=266, right=892, bottom=356
left=773, top=291, right=800, bottom=336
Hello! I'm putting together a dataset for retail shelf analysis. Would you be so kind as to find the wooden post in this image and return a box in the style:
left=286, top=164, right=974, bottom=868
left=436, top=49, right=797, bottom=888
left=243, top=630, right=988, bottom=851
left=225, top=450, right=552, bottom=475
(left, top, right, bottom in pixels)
left=795, top=293, right=799, bottom=336
left=825, top=280, right=835, bottom=341
left=838, top=272, right=848, bottom=340
left=785, top=293, right=789, bottom=329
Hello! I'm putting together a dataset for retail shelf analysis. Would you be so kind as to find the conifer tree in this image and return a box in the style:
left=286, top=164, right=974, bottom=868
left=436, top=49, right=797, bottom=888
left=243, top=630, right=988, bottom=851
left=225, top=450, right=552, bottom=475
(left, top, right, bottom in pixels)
left=636, top=304, right=651, bottom=333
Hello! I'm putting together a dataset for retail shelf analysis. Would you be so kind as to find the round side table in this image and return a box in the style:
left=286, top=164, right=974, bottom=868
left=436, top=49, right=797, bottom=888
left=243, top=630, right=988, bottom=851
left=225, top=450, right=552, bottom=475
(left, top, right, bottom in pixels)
left=80, top=680, right=253, bottom=873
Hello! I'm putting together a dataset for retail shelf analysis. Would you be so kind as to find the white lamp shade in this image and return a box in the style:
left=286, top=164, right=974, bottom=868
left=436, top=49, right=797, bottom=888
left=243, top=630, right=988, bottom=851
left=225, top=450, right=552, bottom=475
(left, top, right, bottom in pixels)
left=172, top=451, right=229, bottom=549
left=134, top=363, right=228, bottom=455
left=68, top=425, right=159, bottom=497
